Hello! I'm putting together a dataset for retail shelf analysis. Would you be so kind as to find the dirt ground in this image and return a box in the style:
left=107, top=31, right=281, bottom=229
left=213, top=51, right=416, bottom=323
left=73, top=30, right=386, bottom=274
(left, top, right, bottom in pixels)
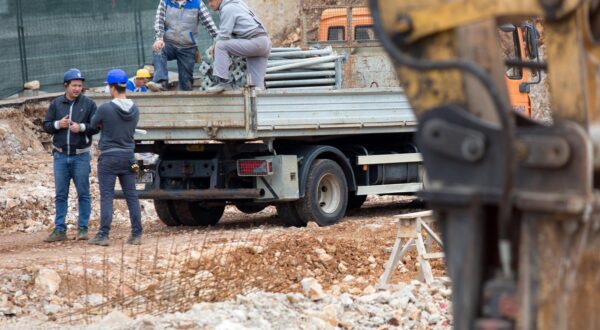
left=0, top=101, right=446, bottom=327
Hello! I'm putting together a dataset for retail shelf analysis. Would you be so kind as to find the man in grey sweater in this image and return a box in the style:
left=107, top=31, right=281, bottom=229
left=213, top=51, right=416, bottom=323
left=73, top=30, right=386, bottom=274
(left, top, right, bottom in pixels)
left=206, top=0, right=272, bottom=93
left=89, top=69, right=142, bottom=246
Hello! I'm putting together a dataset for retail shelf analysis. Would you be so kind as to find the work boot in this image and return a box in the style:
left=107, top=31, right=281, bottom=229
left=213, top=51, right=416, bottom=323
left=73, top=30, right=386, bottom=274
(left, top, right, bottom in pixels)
left=76, top=228, right=89, bottom=241
left=44, top=229, right=67, bottom=243
left=147, top=81, right=167, bottom=92
left=205, top=77, right=232, bottom=94
left=126, top=235, right=142, bottom=246
left=88, top=235, right=109, bottom=246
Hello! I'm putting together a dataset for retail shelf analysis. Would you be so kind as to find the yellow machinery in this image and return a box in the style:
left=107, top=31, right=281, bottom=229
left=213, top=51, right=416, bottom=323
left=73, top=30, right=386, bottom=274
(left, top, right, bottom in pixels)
left=370, top=0, right=600, bottom=329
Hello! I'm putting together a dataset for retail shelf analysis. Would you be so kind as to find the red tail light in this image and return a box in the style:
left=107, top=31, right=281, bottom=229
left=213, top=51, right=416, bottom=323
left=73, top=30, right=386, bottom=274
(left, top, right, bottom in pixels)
left=237, top=159, right=273, bottom=176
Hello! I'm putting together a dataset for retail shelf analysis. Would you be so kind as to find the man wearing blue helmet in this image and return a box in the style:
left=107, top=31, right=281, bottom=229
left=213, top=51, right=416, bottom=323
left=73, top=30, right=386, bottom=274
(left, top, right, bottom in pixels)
left=42, top=69, right=99, bottom=243
left=89, top=69, right=143, bottom=246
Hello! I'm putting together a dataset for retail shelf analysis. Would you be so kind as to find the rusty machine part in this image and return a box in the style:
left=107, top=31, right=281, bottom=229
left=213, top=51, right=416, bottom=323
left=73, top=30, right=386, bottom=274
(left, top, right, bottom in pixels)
left=369, top=0, right=600, bottom=329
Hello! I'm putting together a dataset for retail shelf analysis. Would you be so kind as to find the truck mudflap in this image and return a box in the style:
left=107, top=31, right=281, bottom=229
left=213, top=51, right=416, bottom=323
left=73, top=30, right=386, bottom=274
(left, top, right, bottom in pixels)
left=114, top=188, right=262, bottom=200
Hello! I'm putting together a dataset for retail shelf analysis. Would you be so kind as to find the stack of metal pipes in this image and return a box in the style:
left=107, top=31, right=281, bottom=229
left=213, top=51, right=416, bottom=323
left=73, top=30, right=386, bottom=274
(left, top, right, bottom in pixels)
left=198, top=46, right=345, bottom=91
left=266, top=46, right=345, bottom=90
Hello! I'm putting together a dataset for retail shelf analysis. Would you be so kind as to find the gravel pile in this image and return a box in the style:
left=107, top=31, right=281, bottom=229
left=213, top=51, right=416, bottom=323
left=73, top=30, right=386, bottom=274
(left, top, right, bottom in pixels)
left=2, top=277, right=452, bottom=329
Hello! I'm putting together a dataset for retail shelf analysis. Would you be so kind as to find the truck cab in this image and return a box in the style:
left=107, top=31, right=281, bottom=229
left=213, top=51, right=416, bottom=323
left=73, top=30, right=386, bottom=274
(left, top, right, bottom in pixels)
left=318, top=8, right=542, bottom=118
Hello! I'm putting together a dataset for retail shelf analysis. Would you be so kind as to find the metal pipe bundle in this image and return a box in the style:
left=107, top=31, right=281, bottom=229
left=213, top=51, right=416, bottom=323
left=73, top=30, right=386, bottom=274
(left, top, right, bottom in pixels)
left=197, top=46, right=345, bottom=91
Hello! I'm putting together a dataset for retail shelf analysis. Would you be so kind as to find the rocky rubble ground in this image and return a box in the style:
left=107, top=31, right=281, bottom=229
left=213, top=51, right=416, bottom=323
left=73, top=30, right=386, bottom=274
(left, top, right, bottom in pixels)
left=3, top=277, right=452, bottom=330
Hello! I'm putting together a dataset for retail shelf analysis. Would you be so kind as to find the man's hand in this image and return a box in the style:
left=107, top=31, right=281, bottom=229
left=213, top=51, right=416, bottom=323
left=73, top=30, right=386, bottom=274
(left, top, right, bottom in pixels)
left=59, top=115, right=70, bottom=129
left=153, top=39, right=165, bottom=52
left=69, top=122, right=81, bottom=133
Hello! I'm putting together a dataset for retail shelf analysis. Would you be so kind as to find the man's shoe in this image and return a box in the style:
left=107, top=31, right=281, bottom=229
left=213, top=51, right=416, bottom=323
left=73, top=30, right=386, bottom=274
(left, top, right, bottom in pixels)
left=76, top=228, right=89, bottom=241
left=147, top=81, right=167, bottom=92
left=44, top=230, right=67, bottom=243
left=126, top=236, right=142, bottom=246
left=88, top=235, right=109, bottom=246
left=205, top=78, right=232, bottom=94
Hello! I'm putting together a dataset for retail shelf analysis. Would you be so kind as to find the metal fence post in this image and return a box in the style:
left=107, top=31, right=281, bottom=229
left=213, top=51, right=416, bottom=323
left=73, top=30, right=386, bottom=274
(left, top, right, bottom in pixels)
left=16, top=0, right=28, bottom=86
left=134, top=0, right=146, bottom=67
left=346, top=6, right=353, bottom=48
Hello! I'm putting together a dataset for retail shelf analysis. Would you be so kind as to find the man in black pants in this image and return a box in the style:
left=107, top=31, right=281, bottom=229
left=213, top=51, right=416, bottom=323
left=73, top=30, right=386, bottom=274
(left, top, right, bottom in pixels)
left=89, top=69, right=142, bottom=246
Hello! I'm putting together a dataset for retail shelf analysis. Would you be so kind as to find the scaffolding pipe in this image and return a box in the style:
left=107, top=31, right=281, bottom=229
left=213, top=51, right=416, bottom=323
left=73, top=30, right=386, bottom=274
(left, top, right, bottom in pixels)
left=266, top=55, right=343, bottom=73
left=266, top=78, right=336, bottom=87
left=266, top=70, right=336, bottom=80
left=271, top=47, right=302, bottom=52
left=269, top=47, right=332, bottom=58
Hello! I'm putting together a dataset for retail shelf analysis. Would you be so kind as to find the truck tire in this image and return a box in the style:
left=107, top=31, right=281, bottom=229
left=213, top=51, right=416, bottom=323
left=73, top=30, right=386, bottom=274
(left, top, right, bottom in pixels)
left=172, top=201, right=198, bottom=226
left=276, top=203, right=306, bottom=227
left=153, top=200, right=180, bottom=227
left=347, top=194, right=367, bottom=210
left=235, top=204, right=268, bottom=214
left=188, top=202, right=225, bottom=226
left=296, top=159, right=348, bottom=226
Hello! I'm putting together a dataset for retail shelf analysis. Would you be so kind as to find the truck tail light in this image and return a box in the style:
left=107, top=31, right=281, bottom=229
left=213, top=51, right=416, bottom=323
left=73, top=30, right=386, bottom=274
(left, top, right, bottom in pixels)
left=237, top=159, right=273, bottom=176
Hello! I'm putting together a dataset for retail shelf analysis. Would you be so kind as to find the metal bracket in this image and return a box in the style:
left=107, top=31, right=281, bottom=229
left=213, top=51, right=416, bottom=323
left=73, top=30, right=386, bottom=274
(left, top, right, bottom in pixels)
left=422, top=117, right=487, bottom=163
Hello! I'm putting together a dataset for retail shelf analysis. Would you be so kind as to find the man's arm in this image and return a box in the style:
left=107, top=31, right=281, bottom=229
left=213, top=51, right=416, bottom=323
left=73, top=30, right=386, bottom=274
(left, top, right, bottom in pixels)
left=43, top=101, right=59, bottom=134
left=154, top=0, right=167, bottom=40
left=90, top=105, right=104, bottom=131
left=215, top=7, right=235, bottom=41
left=199, top=3, right=218, bottom=39
left=83, top=102, right=100, bottom=136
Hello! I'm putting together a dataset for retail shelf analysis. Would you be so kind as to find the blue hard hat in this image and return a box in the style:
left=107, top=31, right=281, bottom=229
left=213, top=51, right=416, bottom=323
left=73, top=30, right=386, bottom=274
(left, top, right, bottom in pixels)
left=63, top=68, right=85, bottom=83
left=105, top=69, right=128, bottom=85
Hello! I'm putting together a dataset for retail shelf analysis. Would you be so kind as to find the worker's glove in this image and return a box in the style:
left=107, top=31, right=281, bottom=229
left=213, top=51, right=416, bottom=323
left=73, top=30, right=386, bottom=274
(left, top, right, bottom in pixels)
left=153, top=39, right=165, bottom=53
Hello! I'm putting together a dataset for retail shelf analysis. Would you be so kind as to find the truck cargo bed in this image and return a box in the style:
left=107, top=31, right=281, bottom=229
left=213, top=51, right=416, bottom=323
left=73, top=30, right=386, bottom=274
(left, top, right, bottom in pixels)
left=88, top=87, right=416, bottom=141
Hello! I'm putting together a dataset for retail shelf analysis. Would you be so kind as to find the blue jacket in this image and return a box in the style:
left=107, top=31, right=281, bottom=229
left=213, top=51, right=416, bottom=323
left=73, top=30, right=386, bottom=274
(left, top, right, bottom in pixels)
left=126, top=78, right=148, bottom=93
left=43, top=94, right=99, bottom=153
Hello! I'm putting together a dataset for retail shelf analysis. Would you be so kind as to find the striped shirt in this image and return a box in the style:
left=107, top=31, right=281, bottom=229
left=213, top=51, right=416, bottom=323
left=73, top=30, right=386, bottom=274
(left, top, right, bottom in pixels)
left=154, top=0, right=218, bottom=40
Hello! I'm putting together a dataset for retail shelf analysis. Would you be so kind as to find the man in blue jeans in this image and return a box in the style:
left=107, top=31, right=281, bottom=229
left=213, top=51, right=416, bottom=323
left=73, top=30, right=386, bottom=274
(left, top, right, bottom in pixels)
left=89, top=69, right=143, bottom=246
left=43, top=69, right=99, bottom=242
left=147, top=0, right=218, bottom=92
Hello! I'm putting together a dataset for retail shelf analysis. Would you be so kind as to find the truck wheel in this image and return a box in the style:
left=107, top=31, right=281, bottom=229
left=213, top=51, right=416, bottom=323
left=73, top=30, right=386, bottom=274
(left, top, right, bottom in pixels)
left=172, top=201, right=198, bottom=226
left=188, top=202, right=225, bottom=226
left=347, top=194, right=367, bottom=210
left=153, top=200, right=180, bottom=226
left=276, top=203, right=306, bottom=227
left=296, top=159, right=348, bottom=226
left=235, top=204, right=267, bottom=214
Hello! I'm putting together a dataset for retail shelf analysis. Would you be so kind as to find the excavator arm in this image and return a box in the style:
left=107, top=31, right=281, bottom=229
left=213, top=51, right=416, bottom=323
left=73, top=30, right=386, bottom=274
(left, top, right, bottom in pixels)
left=369, top=0, right=600, bottom=329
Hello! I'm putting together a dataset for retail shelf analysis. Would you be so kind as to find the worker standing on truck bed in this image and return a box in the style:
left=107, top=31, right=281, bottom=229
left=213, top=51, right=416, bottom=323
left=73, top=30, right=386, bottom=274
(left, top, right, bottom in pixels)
left=42, top=69, right=99, bottom=243
left=89, top=69, right=143, bottom=247
left=147, top=0, right=218, bottom=92
left=205, top=0, right=272, bottom=93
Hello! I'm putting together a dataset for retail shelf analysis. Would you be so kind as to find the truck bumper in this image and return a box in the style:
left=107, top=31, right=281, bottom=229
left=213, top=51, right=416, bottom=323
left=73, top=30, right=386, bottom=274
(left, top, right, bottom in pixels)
left=114, top=188, right=262, bottom=200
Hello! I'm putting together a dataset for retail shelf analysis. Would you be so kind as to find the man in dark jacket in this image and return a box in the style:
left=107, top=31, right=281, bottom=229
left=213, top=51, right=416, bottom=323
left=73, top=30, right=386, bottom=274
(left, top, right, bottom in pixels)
left=43, top=68, right=99, bottom=242
left=89, top=69, right=142, bottom=246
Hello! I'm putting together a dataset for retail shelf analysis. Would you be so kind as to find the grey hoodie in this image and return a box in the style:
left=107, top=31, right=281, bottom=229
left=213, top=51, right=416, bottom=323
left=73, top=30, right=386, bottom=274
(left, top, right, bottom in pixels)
left=90, top=99, right=140, bottom=155
left=217, top=0, right=267, bottom=41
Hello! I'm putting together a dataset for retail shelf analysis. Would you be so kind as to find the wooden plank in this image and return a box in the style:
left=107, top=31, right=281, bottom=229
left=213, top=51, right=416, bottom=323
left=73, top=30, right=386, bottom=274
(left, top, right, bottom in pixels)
left=395, top=210, right=433, bottom=220
left=422, top=221, right=444, bottom=247
left=415, top=221, right=435, bottom=284
left=424, top=252, right=445, bottom=260
left=377, top=238, right=414, bottom=288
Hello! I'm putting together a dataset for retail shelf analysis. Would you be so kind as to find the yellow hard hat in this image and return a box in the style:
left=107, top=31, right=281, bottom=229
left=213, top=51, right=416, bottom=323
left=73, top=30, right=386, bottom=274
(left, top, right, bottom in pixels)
left=136, top=69, right=151, bottom=79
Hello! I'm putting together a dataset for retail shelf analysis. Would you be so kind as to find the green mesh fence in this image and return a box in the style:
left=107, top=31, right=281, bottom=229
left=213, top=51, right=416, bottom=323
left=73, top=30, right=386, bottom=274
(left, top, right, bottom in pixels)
left=0, top=0, right=218, bottom=98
